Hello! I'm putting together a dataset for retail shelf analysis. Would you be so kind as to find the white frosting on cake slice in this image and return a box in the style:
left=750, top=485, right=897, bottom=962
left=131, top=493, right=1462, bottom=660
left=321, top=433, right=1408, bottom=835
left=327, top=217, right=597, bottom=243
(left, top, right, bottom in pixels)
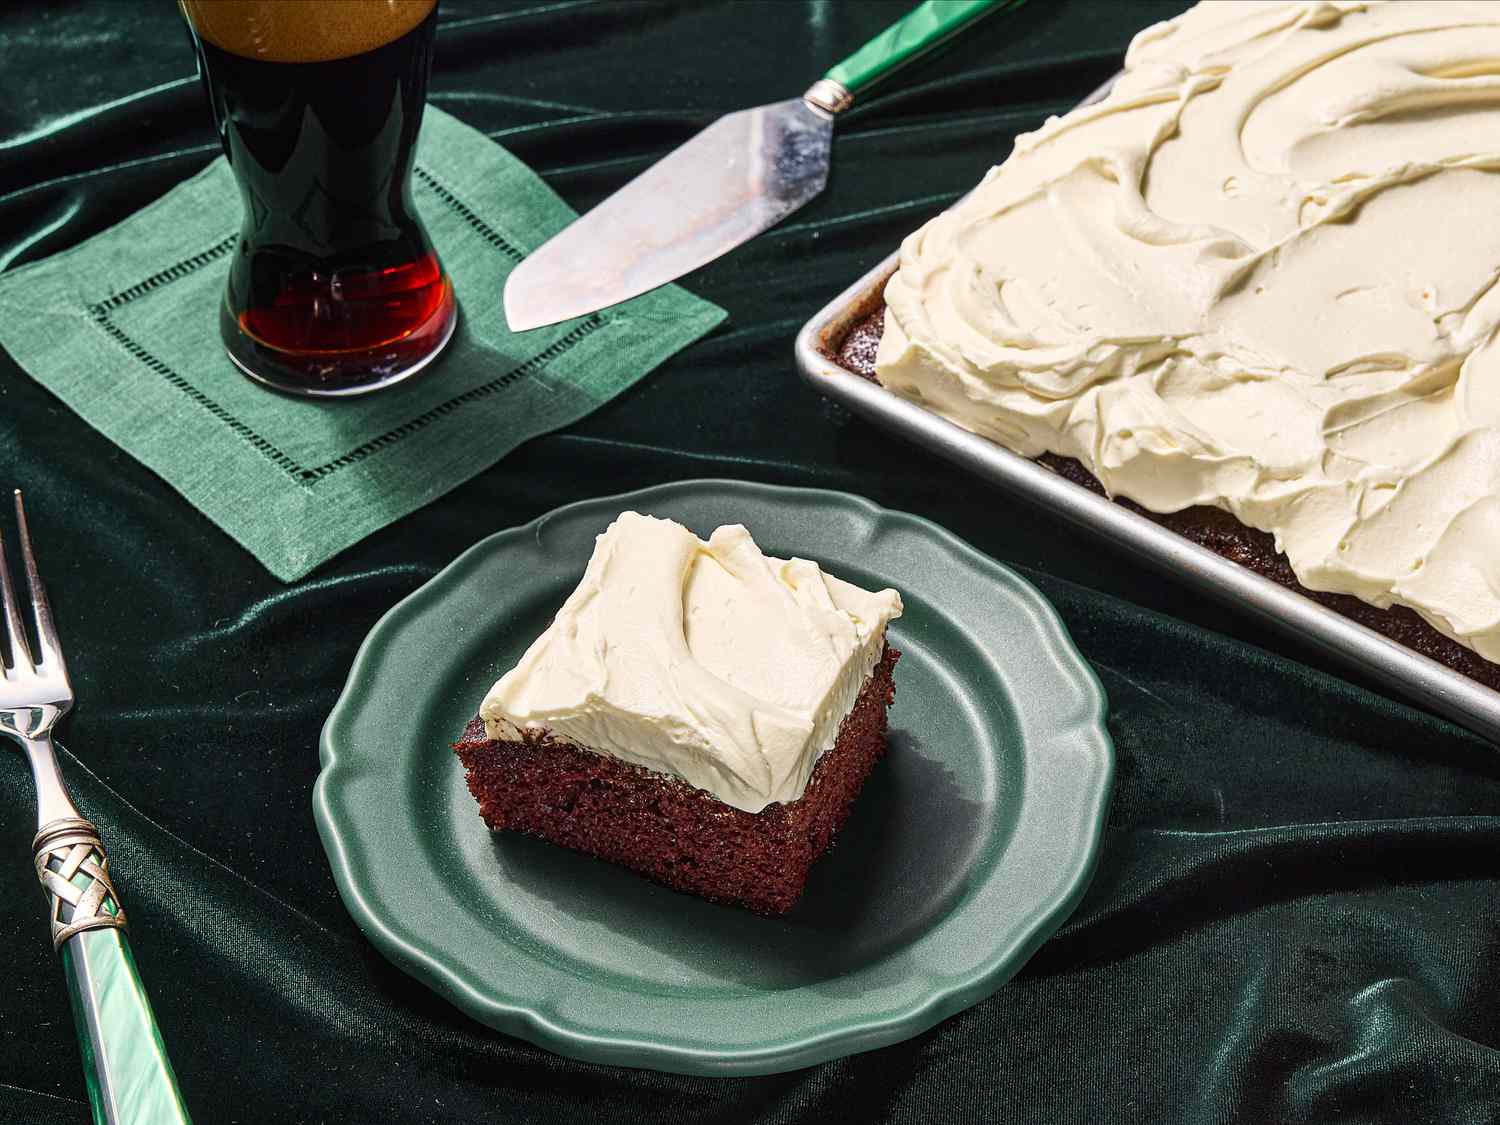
left=479, top=512, right=902, bottom=813
left=878, top=0, right=1500, bottom=661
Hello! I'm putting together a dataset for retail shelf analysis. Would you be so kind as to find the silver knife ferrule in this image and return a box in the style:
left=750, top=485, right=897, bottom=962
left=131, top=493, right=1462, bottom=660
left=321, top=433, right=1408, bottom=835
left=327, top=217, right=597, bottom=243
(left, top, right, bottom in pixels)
left=804, top=78, right=852, bottom=116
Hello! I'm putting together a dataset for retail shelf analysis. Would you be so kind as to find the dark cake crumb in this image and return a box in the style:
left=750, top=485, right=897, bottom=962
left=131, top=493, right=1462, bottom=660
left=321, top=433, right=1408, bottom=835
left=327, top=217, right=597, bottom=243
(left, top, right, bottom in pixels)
left=455, top=645, right=900, bottom=915
left=833, top=306, right=1500, bottom=693
left=834, top=305, right=885, bottom=375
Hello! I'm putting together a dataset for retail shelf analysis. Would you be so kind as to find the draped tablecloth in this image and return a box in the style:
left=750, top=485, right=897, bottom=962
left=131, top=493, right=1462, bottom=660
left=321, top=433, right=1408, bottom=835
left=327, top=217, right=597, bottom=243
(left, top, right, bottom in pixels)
left=1, top=2, right=1496, bottom=1122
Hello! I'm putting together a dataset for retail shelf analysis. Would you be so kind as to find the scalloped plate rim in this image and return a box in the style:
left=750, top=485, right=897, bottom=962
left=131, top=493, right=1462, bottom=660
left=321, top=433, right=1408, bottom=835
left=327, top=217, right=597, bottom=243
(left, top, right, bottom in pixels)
left=314, top=478, right=1113, bottom=1075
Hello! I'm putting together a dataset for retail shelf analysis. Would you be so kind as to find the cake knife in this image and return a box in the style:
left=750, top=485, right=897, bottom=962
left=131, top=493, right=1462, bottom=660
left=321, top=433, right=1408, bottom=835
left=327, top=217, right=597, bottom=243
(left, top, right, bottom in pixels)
left=503, top=0, right=1016, bottom=332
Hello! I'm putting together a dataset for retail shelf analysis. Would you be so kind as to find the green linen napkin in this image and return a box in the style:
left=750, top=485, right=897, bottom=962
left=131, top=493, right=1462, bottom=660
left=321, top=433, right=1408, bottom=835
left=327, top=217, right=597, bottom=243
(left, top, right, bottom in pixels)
left=0, top=108, right=725, bottom=581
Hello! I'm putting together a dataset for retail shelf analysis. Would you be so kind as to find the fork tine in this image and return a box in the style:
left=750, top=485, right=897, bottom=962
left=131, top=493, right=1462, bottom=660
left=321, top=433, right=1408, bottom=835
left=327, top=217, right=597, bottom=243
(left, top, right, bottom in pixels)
left=13, top=490, right=60, bottom=671
left=0, top=496, right=29, bottom=671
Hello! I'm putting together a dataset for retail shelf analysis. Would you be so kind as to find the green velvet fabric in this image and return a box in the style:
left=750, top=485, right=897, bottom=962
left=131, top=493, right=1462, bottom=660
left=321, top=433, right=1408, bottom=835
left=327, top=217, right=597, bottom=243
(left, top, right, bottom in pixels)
left=1, top=2, right=1497, bottom=1122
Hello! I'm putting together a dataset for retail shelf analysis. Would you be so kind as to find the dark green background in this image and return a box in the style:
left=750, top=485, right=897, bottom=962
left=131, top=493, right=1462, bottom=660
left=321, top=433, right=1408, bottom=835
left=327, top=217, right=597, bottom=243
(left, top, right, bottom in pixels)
left=1, top=2, right=1497, bottom=1122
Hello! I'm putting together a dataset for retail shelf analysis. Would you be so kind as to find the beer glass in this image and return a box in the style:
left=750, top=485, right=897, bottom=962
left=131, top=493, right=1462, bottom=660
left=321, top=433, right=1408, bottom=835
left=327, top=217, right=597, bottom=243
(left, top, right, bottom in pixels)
left=181, top=0, right=457, bottom=397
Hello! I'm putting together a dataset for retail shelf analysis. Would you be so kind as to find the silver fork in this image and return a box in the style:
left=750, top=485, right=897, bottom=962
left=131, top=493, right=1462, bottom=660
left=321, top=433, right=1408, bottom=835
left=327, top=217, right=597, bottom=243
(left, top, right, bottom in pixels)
left=3, top=490, right=191, bottom=1125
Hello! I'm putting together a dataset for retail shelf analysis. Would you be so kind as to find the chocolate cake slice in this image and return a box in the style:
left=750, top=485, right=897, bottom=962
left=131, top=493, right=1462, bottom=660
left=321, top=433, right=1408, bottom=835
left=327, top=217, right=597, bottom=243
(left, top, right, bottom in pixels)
left=454, top=511, right=904, bottom=915
left=455, top=644, right=897, bottom=915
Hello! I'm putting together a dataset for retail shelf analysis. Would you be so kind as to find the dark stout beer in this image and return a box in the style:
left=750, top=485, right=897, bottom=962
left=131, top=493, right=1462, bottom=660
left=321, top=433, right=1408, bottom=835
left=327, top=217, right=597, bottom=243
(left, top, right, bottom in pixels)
left=182, top=0, right=456, bottom=396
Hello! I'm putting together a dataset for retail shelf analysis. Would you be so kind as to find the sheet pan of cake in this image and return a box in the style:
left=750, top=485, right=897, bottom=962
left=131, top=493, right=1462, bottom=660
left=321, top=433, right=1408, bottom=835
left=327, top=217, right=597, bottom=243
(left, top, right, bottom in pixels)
left=793, top=76, right=1500, bottom=746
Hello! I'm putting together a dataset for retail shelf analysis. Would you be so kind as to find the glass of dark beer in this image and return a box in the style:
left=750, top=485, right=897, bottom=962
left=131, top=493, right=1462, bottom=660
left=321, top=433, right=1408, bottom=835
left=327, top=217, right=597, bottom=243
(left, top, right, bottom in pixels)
left=180, top=0, right=456, bottom=397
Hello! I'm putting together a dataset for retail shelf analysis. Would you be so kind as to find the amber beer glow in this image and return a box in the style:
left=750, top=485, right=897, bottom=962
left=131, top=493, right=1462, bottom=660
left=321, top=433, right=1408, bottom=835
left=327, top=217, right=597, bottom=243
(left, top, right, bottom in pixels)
left=181, top=0, right=456, bottom=396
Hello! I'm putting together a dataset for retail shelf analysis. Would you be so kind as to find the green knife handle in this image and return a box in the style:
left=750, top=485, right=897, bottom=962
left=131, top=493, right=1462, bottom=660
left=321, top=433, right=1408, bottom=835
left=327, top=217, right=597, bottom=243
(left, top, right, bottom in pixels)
left=823, top=0, right=1009, bottom=101
left=36, top=817, right=192, bottom=1125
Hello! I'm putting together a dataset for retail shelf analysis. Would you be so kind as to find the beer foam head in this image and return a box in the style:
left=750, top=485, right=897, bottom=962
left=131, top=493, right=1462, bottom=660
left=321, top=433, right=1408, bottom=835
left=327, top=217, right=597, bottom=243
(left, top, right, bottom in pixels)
left=181, top=0, right=436, bottom=63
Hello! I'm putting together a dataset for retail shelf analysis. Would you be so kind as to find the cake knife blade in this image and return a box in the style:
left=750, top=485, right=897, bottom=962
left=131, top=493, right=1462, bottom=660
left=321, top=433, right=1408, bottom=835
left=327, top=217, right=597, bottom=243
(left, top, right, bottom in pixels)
left=503, top=0, right=1014, bottom=333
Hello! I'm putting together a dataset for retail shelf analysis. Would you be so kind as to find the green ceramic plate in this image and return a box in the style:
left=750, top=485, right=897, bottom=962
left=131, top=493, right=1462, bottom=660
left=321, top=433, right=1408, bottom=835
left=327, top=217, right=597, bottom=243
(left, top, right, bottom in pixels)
left=314, top=480, right=1112, bottom=1076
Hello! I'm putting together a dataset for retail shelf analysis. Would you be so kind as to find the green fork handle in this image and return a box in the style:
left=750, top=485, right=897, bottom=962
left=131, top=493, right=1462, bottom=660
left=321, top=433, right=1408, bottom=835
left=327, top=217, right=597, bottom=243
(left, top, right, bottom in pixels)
left=35, top=815, right=192, bottom=1124
left=822, top=0, right=1019, bottom=103
left=64, top=930, right=193, bottom=1125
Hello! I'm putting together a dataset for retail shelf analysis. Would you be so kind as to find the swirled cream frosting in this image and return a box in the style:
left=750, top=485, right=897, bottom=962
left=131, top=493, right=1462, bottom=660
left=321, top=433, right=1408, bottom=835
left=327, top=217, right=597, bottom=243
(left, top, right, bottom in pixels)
left=879, top=0, right=1500, bottom=661
left=480, top=512, right=902, bottom=813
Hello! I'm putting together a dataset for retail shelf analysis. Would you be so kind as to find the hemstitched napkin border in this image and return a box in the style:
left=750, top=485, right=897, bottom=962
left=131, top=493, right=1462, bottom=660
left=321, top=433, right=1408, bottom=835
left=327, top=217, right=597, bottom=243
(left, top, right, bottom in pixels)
left=86, top=232, right=607, bottom=488
left=0, top=108, right=727, bottom=581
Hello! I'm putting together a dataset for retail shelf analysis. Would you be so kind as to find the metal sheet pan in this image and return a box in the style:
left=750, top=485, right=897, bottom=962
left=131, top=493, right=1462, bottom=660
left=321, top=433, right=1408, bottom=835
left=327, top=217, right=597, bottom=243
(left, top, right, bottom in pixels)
left=792, top=79, right=1500, bottom=744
